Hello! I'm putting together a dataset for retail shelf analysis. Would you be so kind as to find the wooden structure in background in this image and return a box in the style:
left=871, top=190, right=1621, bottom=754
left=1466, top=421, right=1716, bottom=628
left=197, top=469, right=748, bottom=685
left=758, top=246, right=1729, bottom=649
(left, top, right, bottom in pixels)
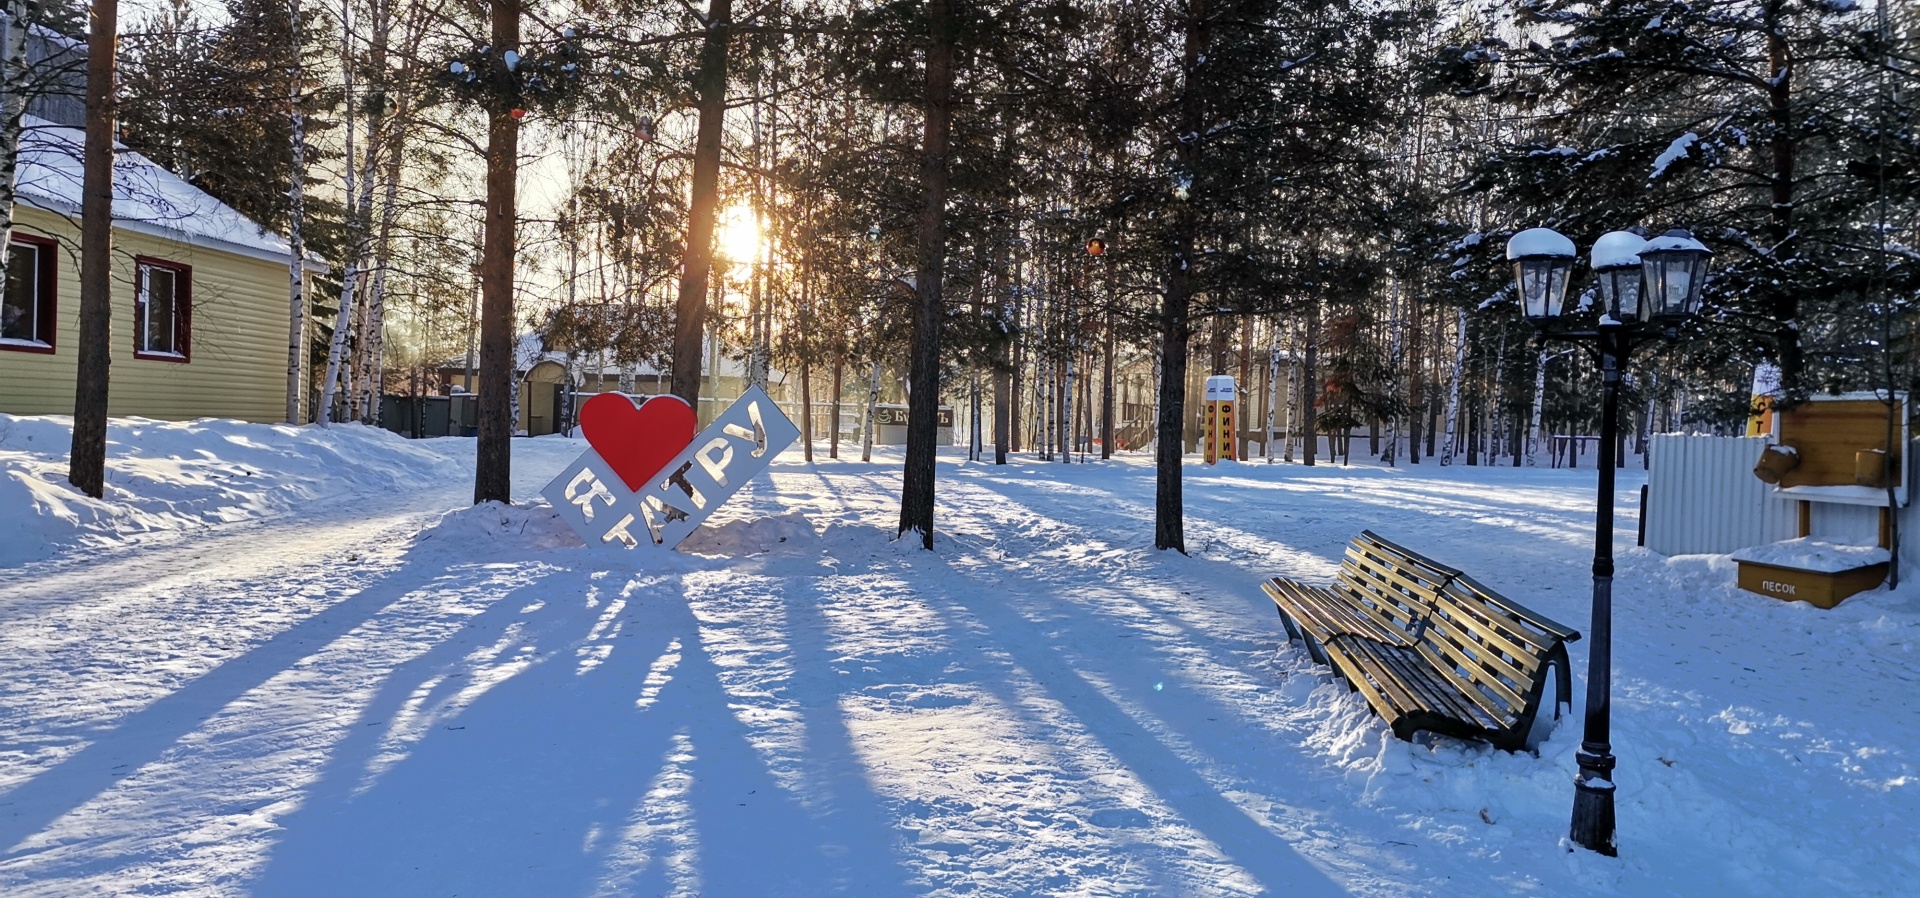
left=1734, top=558, right=1889, bottom=610
left=1734, top=394, right=1909, bottom=608
left=1774, top=398, right=1905, bottom=492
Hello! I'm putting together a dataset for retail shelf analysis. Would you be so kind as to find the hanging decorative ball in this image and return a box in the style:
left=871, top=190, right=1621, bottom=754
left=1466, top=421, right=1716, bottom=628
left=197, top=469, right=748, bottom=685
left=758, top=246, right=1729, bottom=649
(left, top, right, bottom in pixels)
left=509, top=108, right=528, bottom=121
left=1087, top=238, right=1107, bottom=256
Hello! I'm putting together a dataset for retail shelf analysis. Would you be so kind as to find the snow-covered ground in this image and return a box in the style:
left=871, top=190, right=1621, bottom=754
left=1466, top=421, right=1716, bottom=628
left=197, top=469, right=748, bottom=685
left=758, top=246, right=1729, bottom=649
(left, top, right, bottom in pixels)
left=1, top=414, right=1915, bottom=896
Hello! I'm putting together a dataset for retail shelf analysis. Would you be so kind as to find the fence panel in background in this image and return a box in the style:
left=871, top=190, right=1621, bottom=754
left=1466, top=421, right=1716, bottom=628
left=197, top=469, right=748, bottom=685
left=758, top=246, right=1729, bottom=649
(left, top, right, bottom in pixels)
left=1645, top=435, right=1798, bottom=556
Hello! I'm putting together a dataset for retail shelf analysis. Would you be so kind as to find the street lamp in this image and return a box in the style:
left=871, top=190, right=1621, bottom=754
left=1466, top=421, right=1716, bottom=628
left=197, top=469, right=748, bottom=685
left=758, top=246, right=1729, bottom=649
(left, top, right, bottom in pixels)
left=1504, top=225, right=1712, bottom=857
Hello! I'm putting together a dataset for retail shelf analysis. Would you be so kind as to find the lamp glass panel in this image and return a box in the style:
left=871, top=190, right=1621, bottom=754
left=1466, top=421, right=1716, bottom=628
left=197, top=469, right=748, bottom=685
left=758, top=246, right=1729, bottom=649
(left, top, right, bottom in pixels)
left=1685, top=254, right=1712, bottom=312
left=1515, top=257, right=1572, bottom=320
left=1596, top=266, right=1644, bottom=323
left=1615, top=268, right=1645, bottom=321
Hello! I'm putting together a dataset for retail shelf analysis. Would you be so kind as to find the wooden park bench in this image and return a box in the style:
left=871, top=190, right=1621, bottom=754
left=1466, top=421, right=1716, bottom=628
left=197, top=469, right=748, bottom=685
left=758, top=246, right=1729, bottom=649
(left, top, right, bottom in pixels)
left=1263, top=531, right=1581, bottom=753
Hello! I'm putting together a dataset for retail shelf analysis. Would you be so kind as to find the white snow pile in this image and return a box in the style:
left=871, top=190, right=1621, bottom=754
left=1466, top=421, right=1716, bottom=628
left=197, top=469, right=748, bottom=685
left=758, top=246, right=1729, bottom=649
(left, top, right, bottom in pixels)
left=679, top=507, right=820, bottom=556
left=413, top=499, right=586, bottom=552
left=1731, top=536, right=1891, bottom=573
left=0, top=413, right=463, bottom=566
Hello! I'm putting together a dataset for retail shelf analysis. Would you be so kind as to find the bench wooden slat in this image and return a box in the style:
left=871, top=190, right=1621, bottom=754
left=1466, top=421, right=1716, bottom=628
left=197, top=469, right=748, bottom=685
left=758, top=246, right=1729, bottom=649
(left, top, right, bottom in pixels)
left=1337, top=566, right=1436, bottom=631
left=1340, top=547, right=1438, bottom=607
left=1450, top=572, right=1582, bottom=644
left=1263, top=578, right=1407, bottom=647
left=1413, top=638, right=1527, bottom=725
left=1329, top=637, right=1501, bottom=733
left=1421, top=605, right=1540, bottom=707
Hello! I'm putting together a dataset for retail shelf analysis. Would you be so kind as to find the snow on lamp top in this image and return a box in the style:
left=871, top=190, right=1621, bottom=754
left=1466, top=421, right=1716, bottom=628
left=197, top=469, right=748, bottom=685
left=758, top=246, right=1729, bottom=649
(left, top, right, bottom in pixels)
left=1505, top=227, right=1576, bottom=261
left=1591, top=230, right=1648, bottom=325
left=1589, top=231, right=1645, bottom=271
left=1640, top=229, right=1710, bottom=257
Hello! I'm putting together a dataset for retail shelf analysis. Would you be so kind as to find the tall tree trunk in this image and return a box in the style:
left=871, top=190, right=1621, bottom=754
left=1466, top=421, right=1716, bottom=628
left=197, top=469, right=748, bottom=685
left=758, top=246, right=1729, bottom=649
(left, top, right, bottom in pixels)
left=862, top=358, right=880, bottom=462
left=1060, top=355, right=1073, bottom=462
left=1283, top=318, right=1296, bottom=462
left=1440, top=309, right=1466, bottom=465
left=830, top=357, right=842, bottom=459
left=1100, top=307, right=1114, bottom=459
left=472, top=0, right=519, bottom=503
left=1155, top=0, right=1207, bottom=552
left=359, top=111, right=408, bottom=425
left=1264, top=319, right=1281, bottom=462
left=1155, top=255, right=1192, bottom=551
left=994, top=357, right=1010, bottom=464
left=669, top=0, right=732, bottom=407
left=317, top=0, right=386, bottom=426
left=801, top=359, right=814, bottom=461
left=1009, top=262, right=1024, bottom=453
left=969, top=369, right=981, bottom=461
left=68, top=0, right=117, bottom=498
left=898, top=0, right=954, bottom=549
left=994, top=245, right=1011, bottom=464
left=800, top=273, right=814, bottom=461
left=1301, top=300, right=1320, bottom=466
left=1527, top=348, right=1549, bottom=467
left=462, top=231, right=479, bottom=393
left=1235, top=315, right=1252, bottom=459
left=284, top=0, right=308, bottom=423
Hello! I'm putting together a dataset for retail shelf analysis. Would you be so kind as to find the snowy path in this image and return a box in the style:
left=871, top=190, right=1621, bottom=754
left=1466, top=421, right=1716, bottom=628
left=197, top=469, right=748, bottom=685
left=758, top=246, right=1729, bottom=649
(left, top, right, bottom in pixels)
left=1, top=427, right=1916, bottom=896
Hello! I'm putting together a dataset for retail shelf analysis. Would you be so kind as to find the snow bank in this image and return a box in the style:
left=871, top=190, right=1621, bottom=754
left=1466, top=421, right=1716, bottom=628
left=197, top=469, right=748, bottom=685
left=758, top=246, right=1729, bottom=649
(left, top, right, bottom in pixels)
left=679, top=508, right=819, bottom=556
left=0, top=414, right=464, bottom=567
left=1731, top=537, right=1890, bottom=573
left=413, top=500, right=585, bottom=553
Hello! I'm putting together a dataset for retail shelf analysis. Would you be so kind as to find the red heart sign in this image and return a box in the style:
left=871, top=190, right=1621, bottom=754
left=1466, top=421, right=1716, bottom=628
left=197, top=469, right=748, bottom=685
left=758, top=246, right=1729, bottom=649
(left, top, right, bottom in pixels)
left=579, top=393, right=697, bottom=491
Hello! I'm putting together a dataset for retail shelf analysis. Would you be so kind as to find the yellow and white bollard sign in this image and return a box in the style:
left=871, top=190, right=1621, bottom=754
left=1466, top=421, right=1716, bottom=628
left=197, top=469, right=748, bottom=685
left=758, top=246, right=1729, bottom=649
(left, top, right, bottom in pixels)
left=1745, top=362, right=1781, bottom=437
left=1204, top=375, right=1236, bottom=465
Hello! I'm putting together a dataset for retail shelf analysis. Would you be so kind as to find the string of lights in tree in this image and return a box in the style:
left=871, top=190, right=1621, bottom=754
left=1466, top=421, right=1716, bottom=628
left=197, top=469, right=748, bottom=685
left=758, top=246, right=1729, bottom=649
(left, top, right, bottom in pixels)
left=441, top=26, right=589, bottom=120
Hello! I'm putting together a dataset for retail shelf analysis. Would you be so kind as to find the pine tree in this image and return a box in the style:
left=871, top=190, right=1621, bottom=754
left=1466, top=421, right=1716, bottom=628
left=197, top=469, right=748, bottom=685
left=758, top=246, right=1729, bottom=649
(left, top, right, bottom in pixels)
left=1465, top=0, right=1896, bottom=401
left=1078, top=0, right=1399, bottom=550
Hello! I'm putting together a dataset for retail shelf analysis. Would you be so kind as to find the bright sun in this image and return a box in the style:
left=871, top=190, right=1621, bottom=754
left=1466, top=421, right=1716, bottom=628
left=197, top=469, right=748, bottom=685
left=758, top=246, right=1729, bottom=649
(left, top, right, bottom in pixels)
left=716, top=204, right=762, bottom=263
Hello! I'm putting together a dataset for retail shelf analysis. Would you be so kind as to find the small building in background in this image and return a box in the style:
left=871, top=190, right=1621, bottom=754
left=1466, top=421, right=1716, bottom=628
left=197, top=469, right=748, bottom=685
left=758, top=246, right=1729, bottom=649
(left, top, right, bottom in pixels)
left=0, top=115, right=317, bottom=423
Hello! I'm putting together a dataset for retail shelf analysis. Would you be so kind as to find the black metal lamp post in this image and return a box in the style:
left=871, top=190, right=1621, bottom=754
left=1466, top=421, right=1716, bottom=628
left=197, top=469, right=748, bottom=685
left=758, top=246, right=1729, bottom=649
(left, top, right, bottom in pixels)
left=1505, top=226, right=1712, bottom=857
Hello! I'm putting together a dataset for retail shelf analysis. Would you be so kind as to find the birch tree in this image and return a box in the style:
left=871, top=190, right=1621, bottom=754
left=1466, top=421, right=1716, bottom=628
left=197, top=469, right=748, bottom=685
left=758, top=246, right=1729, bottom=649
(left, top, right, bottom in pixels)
left=317, top=0, right=392, bottom=426
left=284, top=0, right=308, bottom=423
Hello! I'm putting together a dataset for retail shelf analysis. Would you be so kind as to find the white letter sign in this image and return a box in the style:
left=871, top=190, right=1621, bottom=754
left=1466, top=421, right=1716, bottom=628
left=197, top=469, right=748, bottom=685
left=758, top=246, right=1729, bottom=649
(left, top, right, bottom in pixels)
left=540, top=385, right=801, bottom=553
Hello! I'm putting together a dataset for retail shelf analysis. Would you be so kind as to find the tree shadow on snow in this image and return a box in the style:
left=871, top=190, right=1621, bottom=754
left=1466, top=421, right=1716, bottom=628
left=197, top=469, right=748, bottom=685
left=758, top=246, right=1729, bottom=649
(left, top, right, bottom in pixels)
left=247, top=557, right=916, bottom=897
left=0, top=552, right=483, bottom=858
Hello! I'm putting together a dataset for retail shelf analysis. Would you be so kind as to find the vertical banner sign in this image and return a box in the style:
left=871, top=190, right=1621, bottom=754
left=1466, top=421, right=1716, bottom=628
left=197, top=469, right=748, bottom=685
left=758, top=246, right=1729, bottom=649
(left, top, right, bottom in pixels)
left=1204, top=375, right=1236, bottom=465
left=542, top=385, right=801, bottom=552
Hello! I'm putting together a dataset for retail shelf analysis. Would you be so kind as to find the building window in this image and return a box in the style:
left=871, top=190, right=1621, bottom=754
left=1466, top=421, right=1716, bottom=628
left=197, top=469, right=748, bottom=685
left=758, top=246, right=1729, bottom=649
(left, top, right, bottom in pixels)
left=134, top=258, right=190, bottom=362
left=0, top=234, right=57, bottom=353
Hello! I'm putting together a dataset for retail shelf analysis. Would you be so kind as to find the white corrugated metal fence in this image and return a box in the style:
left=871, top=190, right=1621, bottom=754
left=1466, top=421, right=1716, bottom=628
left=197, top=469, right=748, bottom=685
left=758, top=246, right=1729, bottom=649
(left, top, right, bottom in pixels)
left=1644, top=435, right=1798, bottom=556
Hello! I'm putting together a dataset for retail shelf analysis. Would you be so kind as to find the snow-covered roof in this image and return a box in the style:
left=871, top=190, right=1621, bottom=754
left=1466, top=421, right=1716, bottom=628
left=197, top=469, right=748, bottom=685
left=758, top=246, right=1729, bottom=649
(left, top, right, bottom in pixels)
left=14, top=114, right=311, bottom=267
